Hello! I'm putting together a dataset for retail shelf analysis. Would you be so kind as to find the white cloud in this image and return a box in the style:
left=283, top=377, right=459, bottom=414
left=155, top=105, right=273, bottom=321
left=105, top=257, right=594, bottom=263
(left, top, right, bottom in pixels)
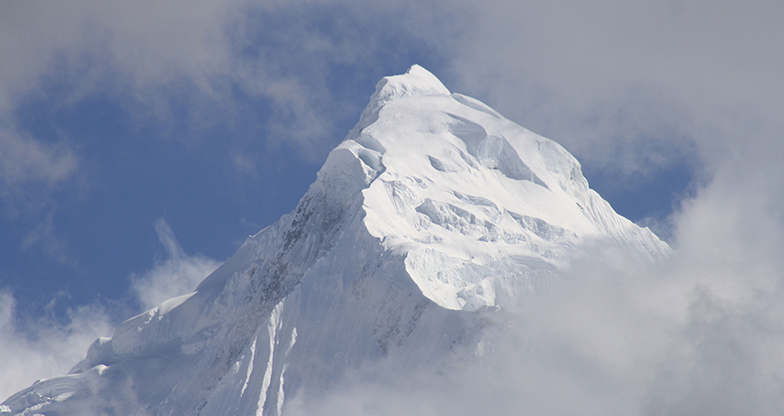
left=130, top=219, right=222, bottom=310
left=0, top=1, right=232, bottom=107
left=449, top=0, right=784, bottom=182
left=0, top=291, right=113, bottom=402
left=0, top=219, right=222, bottom=402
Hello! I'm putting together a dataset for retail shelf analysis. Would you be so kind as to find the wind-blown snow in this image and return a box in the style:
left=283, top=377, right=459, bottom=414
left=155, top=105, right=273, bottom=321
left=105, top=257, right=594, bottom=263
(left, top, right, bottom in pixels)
left=2, top=65, right=669, bottom=416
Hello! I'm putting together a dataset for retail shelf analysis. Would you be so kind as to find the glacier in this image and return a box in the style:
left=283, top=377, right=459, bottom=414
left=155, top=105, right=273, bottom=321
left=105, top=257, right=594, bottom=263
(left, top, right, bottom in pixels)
left=1, top=65, right=669, bottom=416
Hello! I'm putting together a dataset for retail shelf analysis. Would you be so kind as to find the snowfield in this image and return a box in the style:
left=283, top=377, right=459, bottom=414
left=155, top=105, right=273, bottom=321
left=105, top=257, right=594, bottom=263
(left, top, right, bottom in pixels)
left=2, top=66, right=668, bottom=416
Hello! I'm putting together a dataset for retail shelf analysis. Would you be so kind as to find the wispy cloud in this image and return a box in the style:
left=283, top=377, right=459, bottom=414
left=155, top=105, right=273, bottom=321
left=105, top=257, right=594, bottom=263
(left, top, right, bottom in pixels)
left=0, top=125, right=80, bottom=264
left=0, top=126, right=78, bottom=190
left=130, top=219, right=222, bottom=311
left=21, top=209, right=79, bottom=268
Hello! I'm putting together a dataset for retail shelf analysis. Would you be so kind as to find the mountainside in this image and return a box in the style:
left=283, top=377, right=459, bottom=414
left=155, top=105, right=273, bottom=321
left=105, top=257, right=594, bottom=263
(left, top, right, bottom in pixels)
left=2, top=65, right=669, bottom=416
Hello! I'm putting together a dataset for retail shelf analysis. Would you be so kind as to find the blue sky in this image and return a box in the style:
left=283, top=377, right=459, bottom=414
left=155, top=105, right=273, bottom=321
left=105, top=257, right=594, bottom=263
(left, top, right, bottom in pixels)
left=2, top=0, right=784, bottom=401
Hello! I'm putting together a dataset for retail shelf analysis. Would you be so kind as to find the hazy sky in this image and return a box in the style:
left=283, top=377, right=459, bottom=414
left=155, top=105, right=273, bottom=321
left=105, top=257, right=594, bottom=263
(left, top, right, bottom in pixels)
left=2, top=0, right=784, bottom=411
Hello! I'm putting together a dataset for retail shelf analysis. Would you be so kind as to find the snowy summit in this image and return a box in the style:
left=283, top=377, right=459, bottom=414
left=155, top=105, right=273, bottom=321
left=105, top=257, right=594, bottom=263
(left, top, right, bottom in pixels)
left=2, top=65, right=669, bottom=415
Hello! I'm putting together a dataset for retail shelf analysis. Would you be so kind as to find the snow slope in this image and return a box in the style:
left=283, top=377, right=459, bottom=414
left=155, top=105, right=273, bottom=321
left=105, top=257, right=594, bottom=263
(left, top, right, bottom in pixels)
left=1, top=65, right=669, bottom=416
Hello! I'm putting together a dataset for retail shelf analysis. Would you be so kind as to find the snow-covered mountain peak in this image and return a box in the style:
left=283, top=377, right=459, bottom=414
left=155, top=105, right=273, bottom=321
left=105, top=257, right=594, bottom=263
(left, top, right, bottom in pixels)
left=320, top=65, right=669, bottom=311
left=2, top=66, right=670, bottom=416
